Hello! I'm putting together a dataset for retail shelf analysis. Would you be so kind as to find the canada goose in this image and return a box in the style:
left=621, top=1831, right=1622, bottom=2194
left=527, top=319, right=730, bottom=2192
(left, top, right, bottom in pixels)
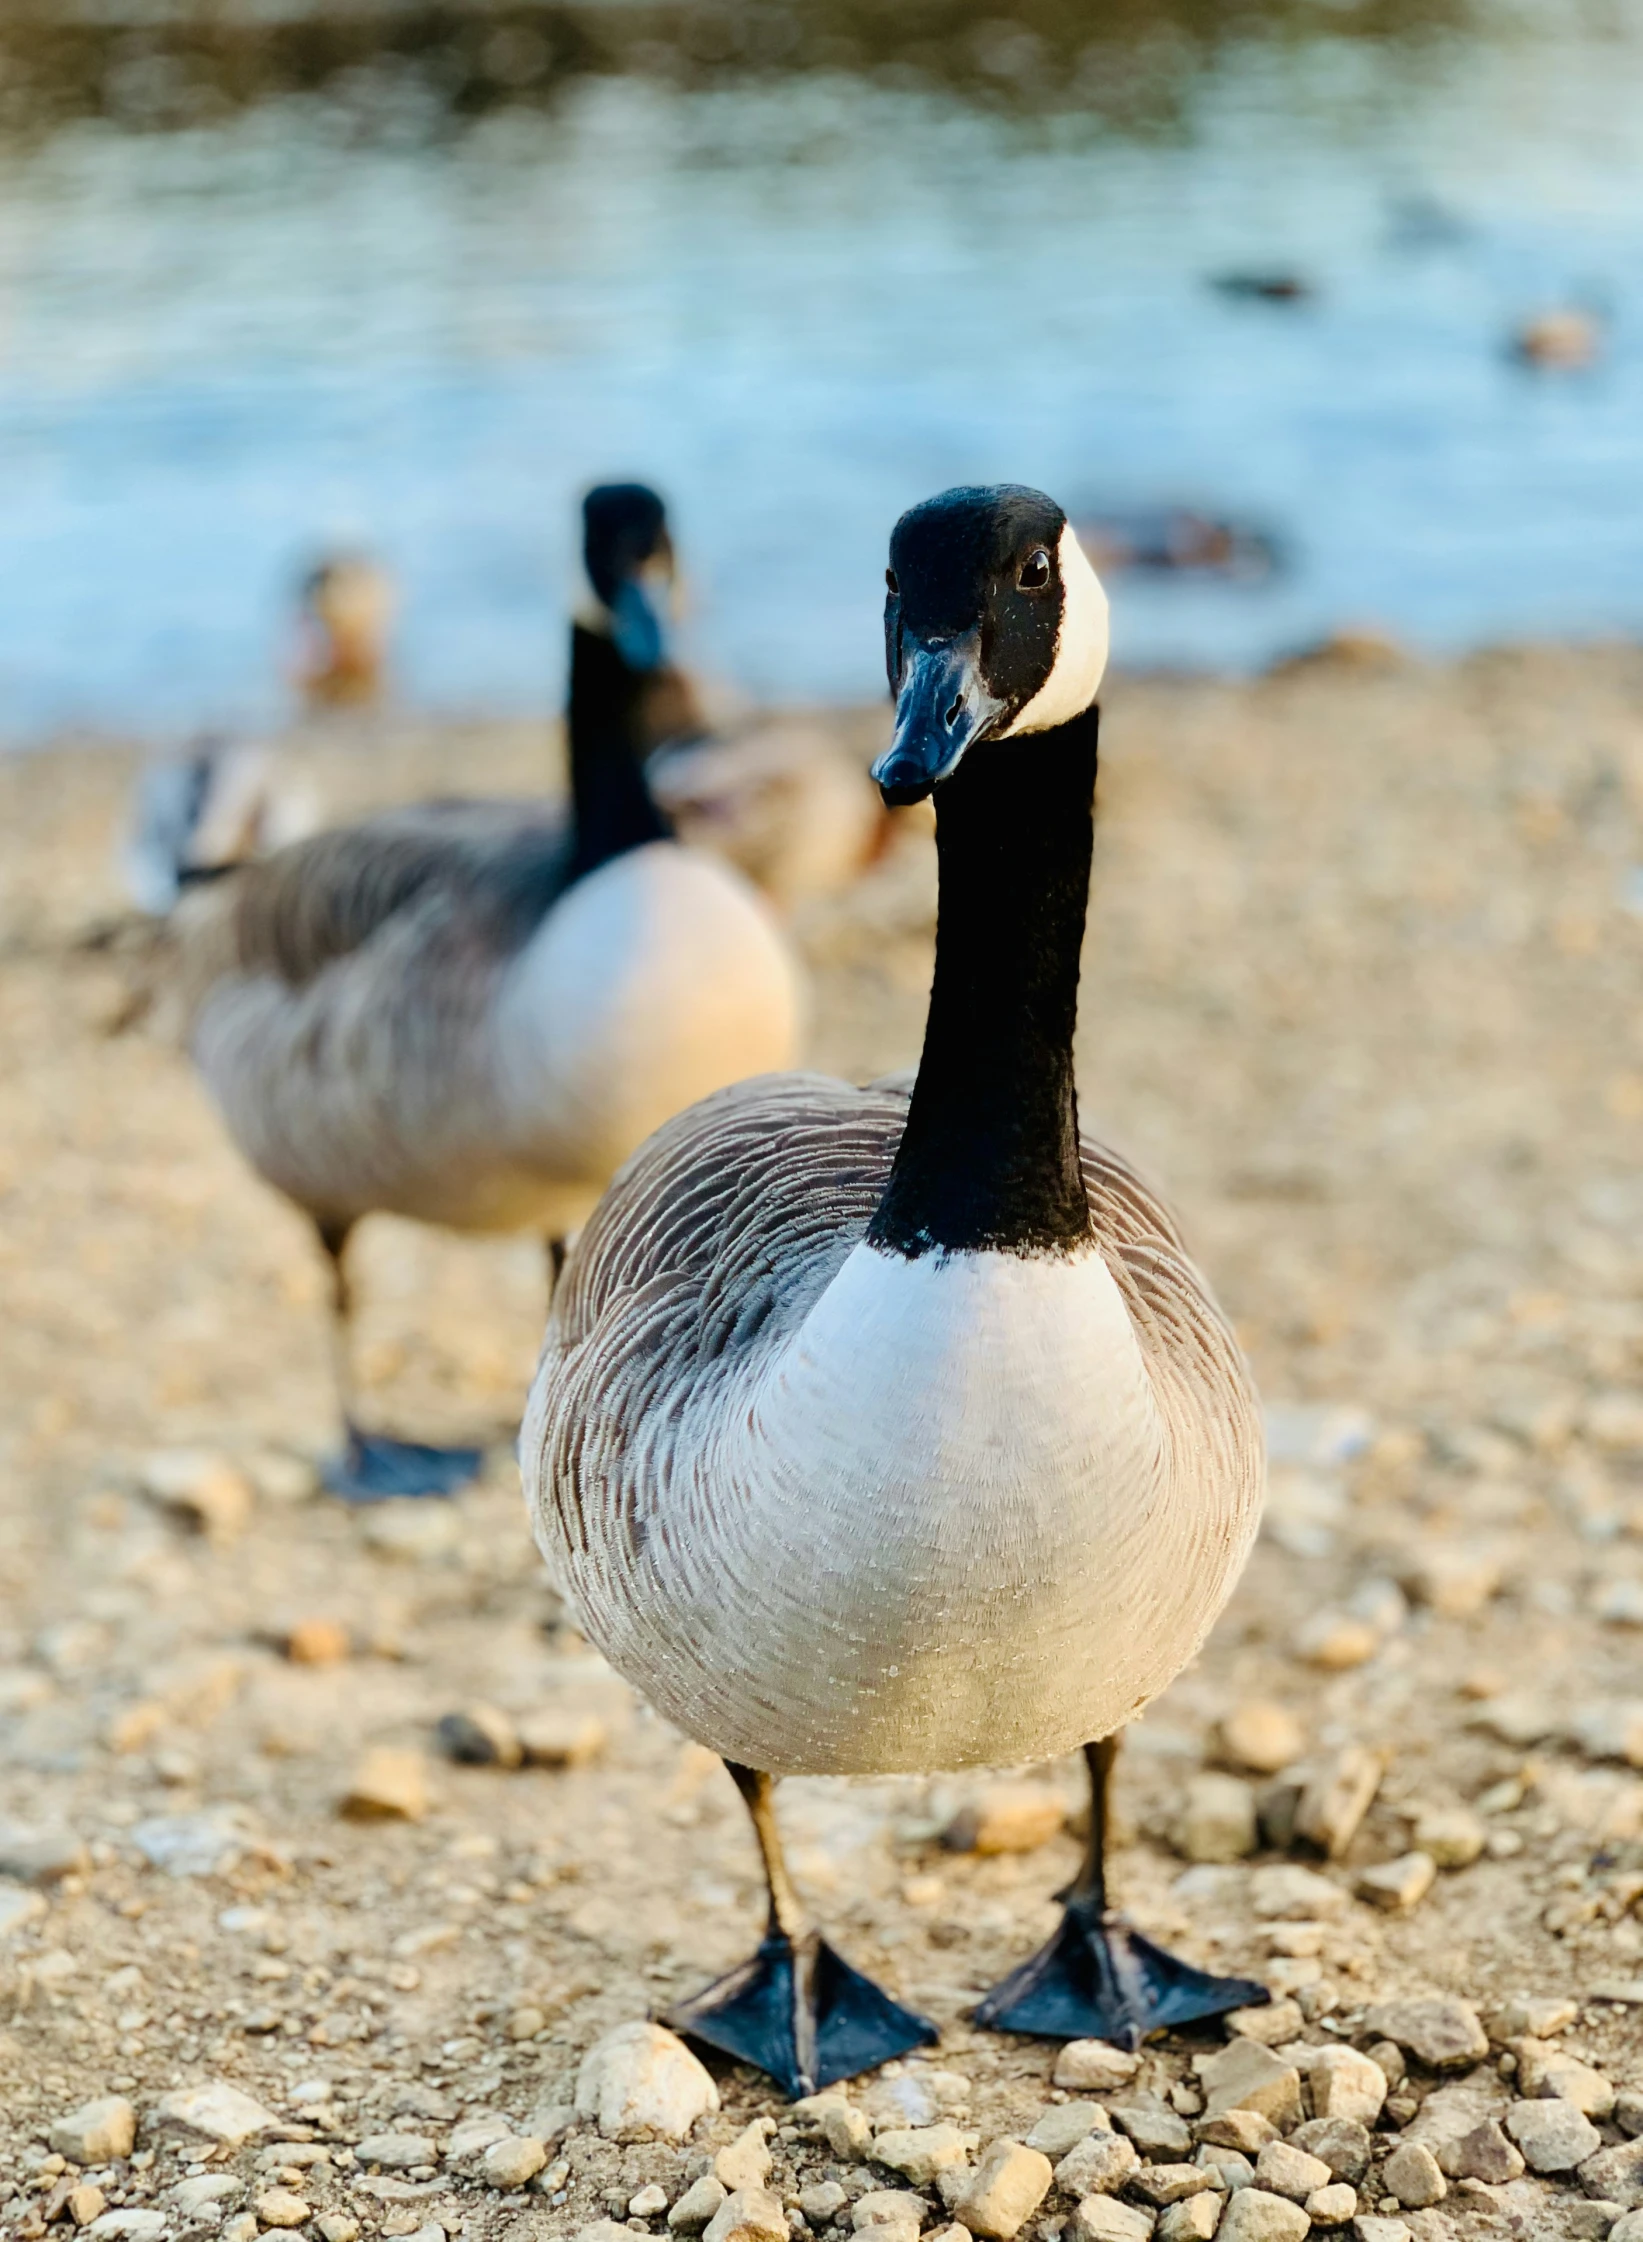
left=296, top=553, right=396, bottom=710
left=523, top=483, right=1267, bottom=2093
left=124, top=737, right=321, bottom=918
left=190, top=484, right=802, bottom=1500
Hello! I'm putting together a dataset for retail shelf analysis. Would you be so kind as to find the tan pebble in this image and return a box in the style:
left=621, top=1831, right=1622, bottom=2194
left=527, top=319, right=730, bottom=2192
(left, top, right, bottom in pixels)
left=943, top=1784, right=1065, bottom=1855
left=1193, top=2111, right=1276, bottom=2154
left=315, top=2220, right=359, bottom=2242
left=1129, top=2165, right=1208, bottom=2207
left=854, top=2191, right=930, bottom=2229
left=67, top=2187, right=106, bottom=2228
left=339, top=1746, right=429, bottom=1822
left=284, top=1618, right=351, bottom=1666
left=50, top=2097, right=137, bottom=2164
left=952, top=2140, right=1053, bottom=2240
left=1175, top=1773, right=1258, bottom=1864
left=223, top=2216, right=261, bottom=2242
left=1262, top=1922, right=1322, bottom=1958
left=703, top=2187, right=790, bottom=2242
left=516, top=1708, right=609, bottom=1767
left=631, top=2185, right=670, bottom=2219
left=1307, top=2046, right=1386, bottom=2127
left=483, top=2136, right=548, bottom=2189
left=1292, top=1611, right=1379, bottom=1671
left=1053, top=2044, right=1139, bottom=2094
left=1363, top=1997, right=1488, bottom=2069
left=1400, top=1543, right=1503, bottom=1617
left=1503, top=2097, right=1601, bottom=2172
left=799, top=2185, right=848, bottom=2223
left=1051, top=2132, right=1136, bottom=2197
left=151, top=2081, right=284, bottom=2148
left=1253, top=2141, right=1331, bottom=2202
left=823, top=2105, right=874, bottom=2161
left=1157, top=2198, right=1218, bottom=2242
left=1410, top=1806, right=1484, bottom=1869
left=873, top=2126, right=977, bottom=2188
left=1225, top=1999, right=1302, bottom=2046
left=670, top=2175, right=729, bottom=2231
left=1199, top=2041, right=1302, bottom=2130
left=1293, top=1745, right=1383, bottom=1859
left=508, top=2003, right=547, bottom=2040
left=106, top=1699, right=167, bottom=1754
left=1024, top=2104, right=1110, bottom=2159
left=437, top=1704, right=522, bottom=1768
left=140, top=1449, right=254, bottom=1543
left=1436, top=2122, right=1523, bottom=2185
left=1302, top=2182, right=1355, bottom=2228
left=1490, top=1993, right=1577, bottom=2039
left=1382, top=2143, right=1445, bottom=2209
left=716, top=2119, right=777, bottom=2193
left=1356, top=1852, right=1436, bottom=1912
left=1248, top=1862, right=1346, bottom=1918
left=1514, top=2039, right=1615, bottom=2119
left=575, top=2019, right=719, bottom=2142
left=1220, top=1701, right=1305, bottom=1775
left=254, top=2190, right=312, bottom=2229
left=1063, top=2198, right=1151, bottom=2242
left=1216, top=2189, right=1308, bottom=2241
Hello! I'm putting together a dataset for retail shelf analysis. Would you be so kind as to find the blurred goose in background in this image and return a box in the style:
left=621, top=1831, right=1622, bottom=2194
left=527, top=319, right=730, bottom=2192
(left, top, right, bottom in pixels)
left=124, top=736, right=321, bottom=919
left=524, top=484, right=1267, bottom=2095
left=187, top=483, right=802, bottom=1500
left=296, top=553, right=397, bottom=711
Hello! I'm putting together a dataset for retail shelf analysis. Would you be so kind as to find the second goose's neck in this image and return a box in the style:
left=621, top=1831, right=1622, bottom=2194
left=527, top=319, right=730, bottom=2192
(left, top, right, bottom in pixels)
left=869, top=705, right=1099, bottom=1259
left=566, top=622, right=671, bottom=881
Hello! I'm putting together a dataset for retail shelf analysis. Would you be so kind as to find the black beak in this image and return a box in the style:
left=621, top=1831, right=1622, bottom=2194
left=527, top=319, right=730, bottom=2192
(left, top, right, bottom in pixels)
left=871, top=636, right=1002, bottom=806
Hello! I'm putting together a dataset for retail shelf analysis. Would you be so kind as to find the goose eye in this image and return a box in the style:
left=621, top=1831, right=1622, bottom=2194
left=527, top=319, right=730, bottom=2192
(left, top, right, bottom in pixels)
left=1017, top=549, right=1051, bottom=592
left=885, top=569, right=899, bottom=596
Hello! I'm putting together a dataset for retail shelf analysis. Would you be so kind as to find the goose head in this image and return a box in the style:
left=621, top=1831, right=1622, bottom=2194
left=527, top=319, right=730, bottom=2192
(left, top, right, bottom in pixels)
left=580, top=482, right=677, bottom=674
left=874, top=484, right=1110, bottom=806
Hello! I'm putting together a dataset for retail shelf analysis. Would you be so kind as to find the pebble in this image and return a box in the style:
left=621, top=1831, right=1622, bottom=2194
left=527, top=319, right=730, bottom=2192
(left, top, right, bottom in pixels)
left=629, top=2185, right=670, bottom=2220
left=85, top=2215, right=168, bottom=2242
left=1362, top=1997, right=1489, bottom=2069
left=822, top=2105, right=875, bottom=2161
left=1306, top=2048, right=1386, bottom=2128
left=1381, top=2143, right=1446, bottom=2209
left=355, top=2133, right=437, bottom=2168
left=1108, top=2098, right=1193, bottom=2160
left=1365, top=2043, right=1405, bottom=2089
left=483, top=2136, right=547, bottom=2189
left=1580, top=2141, right=1643, bottom=2208
left=0, top=1883, right=48, bottom=1938
left=951, top=2140, right=1053, bottom=2240
left=1157, top=2200, right=1217, bottom=2242
left=1226, top=2001, right=1302, bottom=2048
left=0, top=1824, right=89, bottom=1885
left=221, top=2218, right=259, bottom=2242
left=1614, top=2217, right=1643, bottom=2242
left=943, top=1785, right=1066, bottom=1856
left=1052, top=2134, right=1136, bottom=2198
left=357, top=1502, right=462, bottom=1562
left=1410, top=1806, right=1485, bottom=1869
left=1249, top=1865, right=1345, bottom=1919
left=254, top=2190, right=312, bottom=2229
left=1252, top=2143, right=1330, bottom=2203
left=437, top=1705, right=523, bottom=1768
left=874, top=2128, right=977, bottom=2188
left=67, top=2187, right=107, bottom=2228
left=1356, top=1852, right=1436, bottom=1912
left=1620, top=2092, right=1643, bottom=2139
left=1436, top=2122, right=1523, bottom=2184
left=574, top=2019, right=719, bottom=2142
left=152, top=2081, right=283, bottom=2148
left=169, top=2177, right=245, bottom=2216
left=1193, top=2114, right=1276, bottom=2155
left=1198, top=2042, right=1302, bottom=2130
left=582, top=2225, right=649, bottom=2242
left=717, top=2120, right=777, bottom=2193
left=1129, top=2167, right=1209, bottom=2208
left=1196, top=2148, right=1254, bottom=2191
left=1026, top=2106, right=1111, bottom=2159
left=1064, top=2201, right=1151, bottom=2242
left=139, top=1449, right=254, bottom=1543
left=1220, top=1702, right=1305, bottom=1777
left=1352, top=2223, right=1413, bottom=2242
left=1492, top=1993, right=1578, bottom=2038
left=800, top=2185, right=849, bottom=2224
left=284, top=1618, right=351, bottom=1666
left=1262, top=1923, right=1322, bottom=1959
left=50, top=2097, right=137, bottom=2164
left=704, top=2191, right=793, bottom=2242
left=1054, top=2046, right=1140, bottom=2094
left=1175, top=1774, right=1258, bottom=1864
left=855, top=2193, right=930, bottom=2229
left=339, top=1748, right=430, bottom=1822
left=1214, top=2188, right=1307, bottom=2241
left=517, top=1708, right=610, bottom=1767
left=1401, top=1542, right=1502, bottom=1617
left=1302, top=2183, right=1355, bottom=2228
left=1515, top=2040, right=1615, bottom=2119
left=1292, top=1612, right=1379, bottom=1671
left=670, top=2176, right=729, bottom=2231
left=1293, top=1746, right=1383, bottom=1859
left=316, top=2220, right=359, bottom=2242
left=1289, top=2121, right=1371, bottom=2186
left=1504, top=2097, right=1602, bottom=2172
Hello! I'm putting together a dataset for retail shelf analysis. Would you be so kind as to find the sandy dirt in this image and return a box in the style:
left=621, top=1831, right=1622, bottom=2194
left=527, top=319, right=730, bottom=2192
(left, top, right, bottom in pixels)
left=4, top=647, right=1643, bottom=2237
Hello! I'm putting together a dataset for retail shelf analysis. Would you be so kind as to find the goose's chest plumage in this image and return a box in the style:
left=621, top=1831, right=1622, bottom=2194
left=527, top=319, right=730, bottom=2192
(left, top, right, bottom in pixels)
left=524, top=1088, right=1264, bottom=1778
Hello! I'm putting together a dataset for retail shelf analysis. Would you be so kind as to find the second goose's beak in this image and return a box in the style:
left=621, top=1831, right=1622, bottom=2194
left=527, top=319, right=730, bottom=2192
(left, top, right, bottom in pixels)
left=873, top=637, right=1002, bottom=807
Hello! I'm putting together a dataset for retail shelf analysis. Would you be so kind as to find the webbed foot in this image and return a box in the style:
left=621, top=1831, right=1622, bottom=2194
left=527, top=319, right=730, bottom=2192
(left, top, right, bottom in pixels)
left=323, top=1426, right=485, bottom=1502
left=973, top=1898, right=1268, bottom=2049
left=668, top=1927, right=937, bottom=2098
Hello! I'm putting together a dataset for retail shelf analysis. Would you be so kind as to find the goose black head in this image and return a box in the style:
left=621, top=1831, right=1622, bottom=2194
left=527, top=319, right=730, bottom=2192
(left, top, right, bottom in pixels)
left=582, top=482, right=676, bottom=673
left=874, top=484, right=1109, bottom=806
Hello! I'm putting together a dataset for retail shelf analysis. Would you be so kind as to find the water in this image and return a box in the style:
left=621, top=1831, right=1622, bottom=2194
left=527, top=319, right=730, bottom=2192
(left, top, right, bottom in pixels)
left=2, top=2, right=1643, bottom=740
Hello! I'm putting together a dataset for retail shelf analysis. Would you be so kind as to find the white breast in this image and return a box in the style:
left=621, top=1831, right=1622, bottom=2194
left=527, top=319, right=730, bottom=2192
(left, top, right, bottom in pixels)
left=493, top=841, right=803, bottom=1188
left=554, top=1239, right=1261, bottom=1777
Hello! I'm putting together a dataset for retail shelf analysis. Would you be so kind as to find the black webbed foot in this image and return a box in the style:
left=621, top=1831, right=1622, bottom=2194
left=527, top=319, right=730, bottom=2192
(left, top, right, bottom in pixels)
left=668, top=1928, right=937, bottom=2098
left=323, top=1425, right=485, bottom=1502
left=972, top=1897, right=1269, bottom=2050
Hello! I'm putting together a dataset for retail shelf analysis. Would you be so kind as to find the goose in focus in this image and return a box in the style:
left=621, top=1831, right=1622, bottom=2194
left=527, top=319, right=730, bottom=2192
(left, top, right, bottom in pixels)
left=523, top=483, right=1268, bottom=2094
left=188, top=483, right=802, bottom=1501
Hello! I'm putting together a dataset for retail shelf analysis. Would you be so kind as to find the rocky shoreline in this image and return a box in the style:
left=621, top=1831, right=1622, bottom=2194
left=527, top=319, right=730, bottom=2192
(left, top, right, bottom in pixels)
left=4, top=643, right=1643, bottom=2241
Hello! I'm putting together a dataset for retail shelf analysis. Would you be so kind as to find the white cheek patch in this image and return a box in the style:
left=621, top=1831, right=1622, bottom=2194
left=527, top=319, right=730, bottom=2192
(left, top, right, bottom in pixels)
left=1001, top=522, right=1110, bottom=737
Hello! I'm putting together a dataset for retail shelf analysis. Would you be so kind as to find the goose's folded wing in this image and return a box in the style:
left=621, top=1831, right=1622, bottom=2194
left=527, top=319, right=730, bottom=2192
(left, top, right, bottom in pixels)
left=223, top=799, right=569, bottom=989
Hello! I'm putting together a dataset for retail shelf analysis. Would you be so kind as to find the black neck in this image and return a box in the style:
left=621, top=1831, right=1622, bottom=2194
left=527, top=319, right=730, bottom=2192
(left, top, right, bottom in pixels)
left=869, top=706, right=1098, bottom=1259
left=566, top=623, right=671, bottom=881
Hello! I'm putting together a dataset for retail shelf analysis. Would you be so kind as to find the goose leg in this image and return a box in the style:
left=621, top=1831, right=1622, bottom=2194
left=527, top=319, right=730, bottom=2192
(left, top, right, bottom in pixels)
left=545, top=1235, right=567, bottom=1301
left=666, top=1762, right=937, bottom=2098
left=315, top=1218, right=484, bottom=1503
left=972, top=1734, right=1269, bottom=2049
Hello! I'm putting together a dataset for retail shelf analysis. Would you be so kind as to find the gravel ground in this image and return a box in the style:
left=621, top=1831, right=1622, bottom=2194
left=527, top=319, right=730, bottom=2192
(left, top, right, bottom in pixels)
left=4, top=645, right=1643, bottom=2242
